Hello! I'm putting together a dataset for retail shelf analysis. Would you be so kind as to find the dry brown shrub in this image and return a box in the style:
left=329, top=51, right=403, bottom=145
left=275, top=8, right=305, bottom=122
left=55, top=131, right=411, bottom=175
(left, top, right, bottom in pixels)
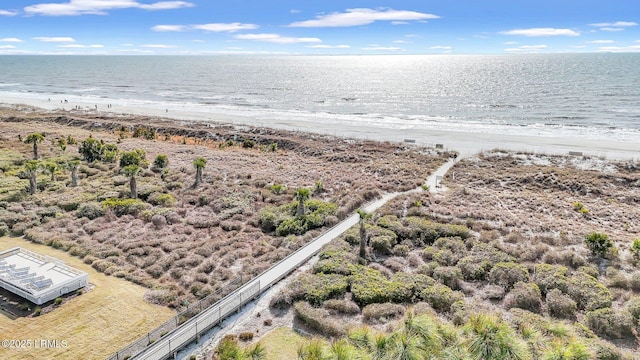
left=362, top=303, right=405, bottom=323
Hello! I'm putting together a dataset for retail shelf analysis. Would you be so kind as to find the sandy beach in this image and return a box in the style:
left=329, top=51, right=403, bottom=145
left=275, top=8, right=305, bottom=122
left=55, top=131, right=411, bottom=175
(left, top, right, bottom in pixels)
left=1, top=94, right=637, bottom=161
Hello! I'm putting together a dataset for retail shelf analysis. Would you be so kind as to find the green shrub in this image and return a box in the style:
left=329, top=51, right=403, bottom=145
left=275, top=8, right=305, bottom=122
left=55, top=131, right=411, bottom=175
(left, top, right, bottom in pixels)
left=293, top=301, right=345, bottom=337
left=631, top=238, right=640, bottom=262
left=101, top=198, right=148, bottom=217
left=54, top=297, right=63, bottom=305
left=34, top=307, right=42, bottom=316
left=313, top=240, right=357, bottom=275
left=389, top=272, right=435, bottom=303
left=268, top=183, right=286, bottom=194
left=433, top=266, right=463, bottom=290
left=76, top=202, right=105, bottom=219
left=402, top=216, right=470, bottom=246
left=370, top=235, right=397, bottom=255
left=392, top=244, right=410, bottom=257
left=626, top=296, right=640, bottom=324
left=420, top=283, right=464, bottom=312
left=351, top=266, right=391, bottom=306
left=488, top=262, right=529, bottom=290
left=458, top=243, right=515, bottom=281
left=532, top=264, right=569, bottom=296
left=546, top=289, right=577, bottom=319
left=362, top=303, right=405, bottom=323
left=301, top=273, right=349, bottom=306
left=149, top=193, right=176, bottom=207
left=505, top=282, right=542, bottom=314
left=261, top=200, right=337, bottom=236
left=566, top=272, right=612, bottom=311
left=458, top=256, right=493, bottom=281
left=584, top=232, right=613, bottom=257
left=0, top=222, right=8, bottom=236
left=242, top=139, right=255, bottom=148
left=577, top=265, right=600, bottom=279
left=585, top=308, right=636, bottom=339
left=605, top=267, right=629, bottom=289
left=153, top=154, right=169, bottom=169
left=590, top=340, right=624, bottom=360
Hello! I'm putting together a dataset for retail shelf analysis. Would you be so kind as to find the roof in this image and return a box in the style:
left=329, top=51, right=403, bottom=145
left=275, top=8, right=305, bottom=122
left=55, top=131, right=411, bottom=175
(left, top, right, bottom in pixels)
left=0, top=247, right=87, bottom=297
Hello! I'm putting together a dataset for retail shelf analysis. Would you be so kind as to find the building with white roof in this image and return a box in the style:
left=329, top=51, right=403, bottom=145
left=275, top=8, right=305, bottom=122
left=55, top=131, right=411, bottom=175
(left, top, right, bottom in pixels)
left=0, top=247, right=88, bottom=305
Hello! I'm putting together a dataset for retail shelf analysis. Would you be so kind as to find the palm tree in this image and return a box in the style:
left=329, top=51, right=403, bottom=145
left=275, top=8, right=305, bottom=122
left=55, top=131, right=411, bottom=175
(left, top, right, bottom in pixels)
left=356, top=208, right=372, bottom=259
left=42, top=161, right=58, bottom=181
left=24, top=160, right=39, bottom=194
left=193, top=157, right=207, bottom=186
left=25, top=133, right=45, bottom=159
left=295, top=187, right=311, bottom=216
left=122, top=164, right=141, bottom=199
left=67, top=159, right=81, bottom=187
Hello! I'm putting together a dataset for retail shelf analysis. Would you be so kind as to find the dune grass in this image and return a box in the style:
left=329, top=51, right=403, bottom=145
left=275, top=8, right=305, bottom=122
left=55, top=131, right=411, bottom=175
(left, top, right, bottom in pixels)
left=256, top=327, right=305, bottom=360
left=0, top=236, right=175, bottom=360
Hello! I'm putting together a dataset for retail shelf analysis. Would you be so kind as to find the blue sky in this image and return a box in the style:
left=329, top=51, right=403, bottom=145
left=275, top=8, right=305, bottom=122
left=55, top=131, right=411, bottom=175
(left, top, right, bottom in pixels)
left=0, top=0, right=638, bottom=55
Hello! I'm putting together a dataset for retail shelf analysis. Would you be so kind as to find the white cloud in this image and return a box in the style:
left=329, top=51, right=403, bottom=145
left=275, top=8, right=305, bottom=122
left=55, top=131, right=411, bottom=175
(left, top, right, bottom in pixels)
left=590, top=21, right=637, bottom=27
left=600, top=27, right=624, bottom=32
left=152, top=23, right=259, bottom=32
left=289, top=8, right=439, bottom=28
left=141, top=44, right=177, bottom=48
left=234, top=33, right=321, bottom=44
left=598, top=45, right=640, bottom=53
left=505, top=44, right=548, bottom=52
left=152, top=25, right=187, bottom=32
left=361, top=46, right=404, bottom=51
left=0, top=9, right=19, bottom=16
left=503, top=41, right=518, bottom=45
left=501, top=28, right=580, bottom=37
left=307, top=44, right=350, bottom=49
left=391, top=21, right=408, bottom=25
left=138, top=1, right=193, bottom=10
left=1, top=38, right=23, bottom=42
left=430, top=46, right=452, bottom=50
left=33, top=36, right=76, bottom=43
left=24, top=0, right=193, bottom=16
left=290, top=9, right=300, bottom=14
left=393, top=40, right=410, bottom=44
left=589, top=40, right=614, bottom=44
left=570, top=45, right=587, bottom=49
left=58, top=43, right=104, bottom=48
left=405, top=34, right=421, bottom=38
left=192, top=23, right=259, bottom=32
left=0, top=45, right=16, bottom=49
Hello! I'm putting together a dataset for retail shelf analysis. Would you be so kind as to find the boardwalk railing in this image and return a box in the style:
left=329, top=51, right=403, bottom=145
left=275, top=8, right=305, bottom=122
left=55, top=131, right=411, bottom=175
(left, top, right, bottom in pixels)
left=109, top=196, right=387, bottom=360
left=105, top=276, right=244, bottom=360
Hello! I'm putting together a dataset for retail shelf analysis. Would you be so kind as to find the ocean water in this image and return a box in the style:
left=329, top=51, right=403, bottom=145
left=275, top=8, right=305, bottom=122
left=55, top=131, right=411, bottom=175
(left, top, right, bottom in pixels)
left=0, top=54, right=639, bottom=142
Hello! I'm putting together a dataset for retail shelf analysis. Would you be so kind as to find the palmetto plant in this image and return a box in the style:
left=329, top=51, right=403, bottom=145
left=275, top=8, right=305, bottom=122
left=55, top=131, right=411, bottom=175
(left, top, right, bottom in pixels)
left=24, top=160, right=40, bottom=194
left=25, top=132, right=45, bottom=159
left=122, top=164, right=142, bottom=199
left=356, top=208, right=372, bottom=259
left=294, top=187, right=311, bottom=216
left=67, top=159, right=81, bottom=187
left=193, top=157, right=207, bottom=186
